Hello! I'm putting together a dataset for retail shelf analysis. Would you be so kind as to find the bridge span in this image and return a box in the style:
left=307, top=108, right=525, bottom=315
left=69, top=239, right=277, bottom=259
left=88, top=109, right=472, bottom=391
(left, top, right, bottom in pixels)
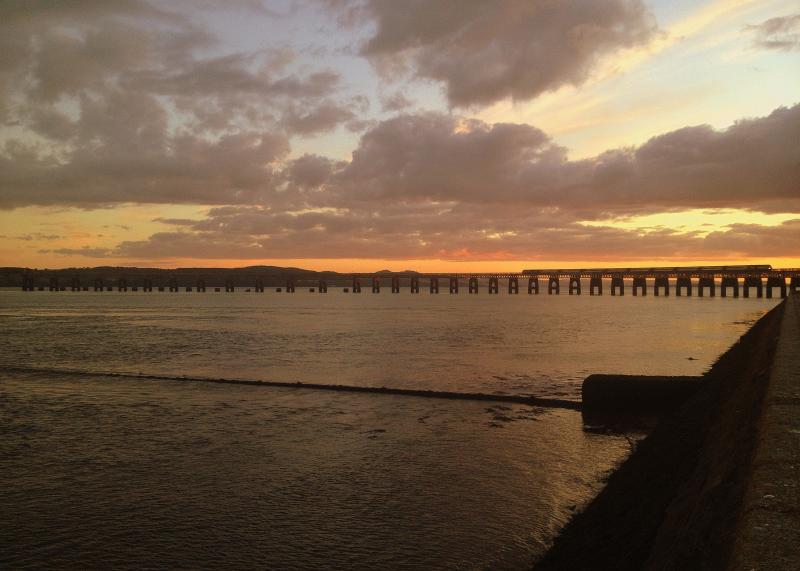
left=19, top=265, right=800, bottom=299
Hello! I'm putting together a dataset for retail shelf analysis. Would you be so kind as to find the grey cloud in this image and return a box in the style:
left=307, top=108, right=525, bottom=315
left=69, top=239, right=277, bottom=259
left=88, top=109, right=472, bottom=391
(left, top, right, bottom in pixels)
left=153, top=218, right=202, bottom=226
left=281, top=102, right=356, bottom=136
left=380, top=91, right=413, bottom=112
left=702, top=219, right=800, bottom=257
left=44, top=246, right=114, bottom=257
left=748, top=14, right=800, bottom=51
left=337, top=0, right=656, bottom=107
left=332, top=104, right=800, bottom=215
left=0, top=125, right=290, bottom=207
left=3, top=103, right=798, bottom=218
left=286, top=154, right=340, bottom=189
left=0, top=0, right=355, bottom=192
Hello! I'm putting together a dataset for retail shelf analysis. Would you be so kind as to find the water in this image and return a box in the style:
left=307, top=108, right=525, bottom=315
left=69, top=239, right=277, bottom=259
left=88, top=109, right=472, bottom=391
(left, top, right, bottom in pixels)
left=0, top=290, right=777, bottom=569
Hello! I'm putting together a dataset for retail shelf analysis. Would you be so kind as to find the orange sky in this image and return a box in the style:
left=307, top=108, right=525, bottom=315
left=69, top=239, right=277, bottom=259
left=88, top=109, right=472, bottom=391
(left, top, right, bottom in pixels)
left=1, top=0, right=799, bottom=270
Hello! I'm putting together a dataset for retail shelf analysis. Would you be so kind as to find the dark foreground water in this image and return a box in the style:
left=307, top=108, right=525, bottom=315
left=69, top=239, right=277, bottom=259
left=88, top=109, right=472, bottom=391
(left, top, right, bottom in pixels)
left=0, top=290, right=776, bottom=569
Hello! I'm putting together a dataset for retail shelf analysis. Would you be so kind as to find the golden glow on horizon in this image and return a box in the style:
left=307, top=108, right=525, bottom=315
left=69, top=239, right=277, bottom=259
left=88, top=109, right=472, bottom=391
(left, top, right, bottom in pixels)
left=578, top=210, right=799, bottom=235
left=1, top=1, right=798, bottom=270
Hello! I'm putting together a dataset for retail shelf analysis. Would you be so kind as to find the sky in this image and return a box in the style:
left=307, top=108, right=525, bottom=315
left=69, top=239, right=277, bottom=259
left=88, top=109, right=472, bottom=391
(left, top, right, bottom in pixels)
left=0, top=0, right=798, bottom=272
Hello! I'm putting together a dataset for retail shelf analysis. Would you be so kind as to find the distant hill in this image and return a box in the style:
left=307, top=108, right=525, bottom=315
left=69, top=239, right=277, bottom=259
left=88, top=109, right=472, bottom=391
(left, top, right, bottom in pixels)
left=0, top=265, right=349, bottom=288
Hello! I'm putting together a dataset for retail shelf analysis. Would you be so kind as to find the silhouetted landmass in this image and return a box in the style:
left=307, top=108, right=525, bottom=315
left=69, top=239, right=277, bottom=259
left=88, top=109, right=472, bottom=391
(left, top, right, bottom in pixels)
left=0, top=265, right=347, bottom=288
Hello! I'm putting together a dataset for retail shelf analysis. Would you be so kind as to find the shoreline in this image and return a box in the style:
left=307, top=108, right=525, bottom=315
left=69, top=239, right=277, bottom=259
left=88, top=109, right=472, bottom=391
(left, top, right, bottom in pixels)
left=534, top=295, right=795, bottom=569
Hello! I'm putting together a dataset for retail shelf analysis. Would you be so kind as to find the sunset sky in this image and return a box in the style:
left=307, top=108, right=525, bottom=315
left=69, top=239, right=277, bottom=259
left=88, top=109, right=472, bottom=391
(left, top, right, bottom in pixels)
left=1, top=0, right=798, bottom=272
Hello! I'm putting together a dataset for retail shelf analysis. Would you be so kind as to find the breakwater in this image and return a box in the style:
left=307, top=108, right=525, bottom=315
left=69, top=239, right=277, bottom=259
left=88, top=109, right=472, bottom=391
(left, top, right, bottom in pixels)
left=535, top=294, right=796, bottom=570
left=0, top=365, right=582, bottom=411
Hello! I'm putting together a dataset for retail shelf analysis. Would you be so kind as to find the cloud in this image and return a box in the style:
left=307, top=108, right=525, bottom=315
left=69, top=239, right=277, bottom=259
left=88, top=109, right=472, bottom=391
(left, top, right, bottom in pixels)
left=281, top=102, right=356, bottom=136
left=334, top=0, right=657, bottom=107
left=47, top=102, right=799, bottom=262
left=0, top=1, right=366, bottom=207
left=380, top=91, right=414, bottom=112
left=747, top=13, right=800, bottom=51
left=330, top=104, right=800, bottom=215
left=3, top=100, right=799, bottom=222
left=0, top=1, right=363, bottom=202
left=50, top=216, right=800, bottom=262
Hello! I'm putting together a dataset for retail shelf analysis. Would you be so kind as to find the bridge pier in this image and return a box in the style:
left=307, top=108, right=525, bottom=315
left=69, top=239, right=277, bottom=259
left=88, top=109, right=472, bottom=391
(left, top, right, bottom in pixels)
left=118, top=278, right=128, bottom=292
left=170, top=278, right=180, bottom=292
left=548, top=276, right=560, bottom=295
left=94, top=278, right=104, bottom=292
left=372, top=276, right=380, bottom=293
left=507, top=277, right=519, bottom=294
left=528, top=277, right=539, bottom=295
left=286, top=279, right=295, bottom=293
left=468, top=277, right=479, bottom=294
left=721, top=277, right=738, bottom=298
left=743, top=277, right=762, bottom=298
left=70, top=276, right=80, bottom=291
left=430, top=276, right=439, bottom=294
left=223, top=279, right=234, bottom=293
left=488, top=276, right=499, bottom=294
left=654, top=276, right=669, bottom=296
left=253, top=278, right=262, bottom=293
left=318, top=279, right=328, bottom=293
left=22, top=275, right=35, bottom=291
left=632, top=277, right=646, bottom=296
left=391, top=276, right=400, bottom=293
left=48, top=276, right=58, bottom=291
left=766, top=276, right=786, bottom=299
left=676, top=277, right=692, bottom=297
left=589, top=275, right=602, bottom=296
left=611, top=276, right=624, bottom=296
left=410, top=276, right=420, bottom=294
left=697, top=277, right=715, bottom=297
left=352, top=277, right=361, bottom=293
left=568, top=276, right=581, bottom=295
left=449, top=276, right=459, bottom=294
left=143, top=278, right=153, bottom=292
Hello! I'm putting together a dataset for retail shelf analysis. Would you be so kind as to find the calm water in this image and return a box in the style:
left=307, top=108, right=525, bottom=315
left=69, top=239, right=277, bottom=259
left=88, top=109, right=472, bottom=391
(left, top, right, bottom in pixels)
left=0, top=289, right=776, bottom=569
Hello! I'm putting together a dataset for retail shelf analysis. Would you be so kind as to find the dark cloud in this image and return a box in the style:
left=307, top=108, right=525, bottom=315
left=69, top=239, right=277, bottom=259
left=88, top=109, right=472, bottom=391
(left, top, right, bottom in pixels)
left=329, top=104, right=800, bottom=215
left=47, top=102, right=799, bottom=261
left=2, top=102, right=798, bottom=219
left=281, top=102, right=356, bottom=136
left=0, top=1, right=363, bottom=207
left=286, top=154, right=340, bottom=189
left=748, top=14, right=800, bottom=51
left=333, top=0, right=656, bottom=107
left=0, top=124, right=290, bottom=206
left=380, top=91, right=414, bottom=112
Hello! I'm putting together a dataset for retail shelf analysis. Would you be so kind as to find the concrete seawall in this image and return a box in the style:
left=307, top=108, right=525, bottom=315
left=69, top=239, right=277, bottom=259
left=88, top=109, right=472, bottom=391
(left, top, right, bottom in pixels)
left=732, top=294, right=800, bottom=569
left=535, top=294, right=797, bottom=570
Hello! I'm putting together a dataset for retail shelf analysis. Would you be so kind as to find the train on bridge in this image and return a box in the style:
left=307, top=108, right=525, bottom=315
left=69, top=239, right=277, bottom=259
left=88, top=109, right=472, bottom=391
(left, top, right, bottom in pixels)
left=18, top=265, right=800, bottom=299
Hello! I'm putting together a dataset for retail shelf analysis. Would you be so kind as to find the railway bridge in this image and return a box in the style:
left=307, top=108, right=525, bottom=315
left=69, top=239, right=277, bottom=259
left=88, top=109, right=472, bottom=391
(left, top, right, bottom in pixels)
left=19, top=265, right=800, bottom=299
